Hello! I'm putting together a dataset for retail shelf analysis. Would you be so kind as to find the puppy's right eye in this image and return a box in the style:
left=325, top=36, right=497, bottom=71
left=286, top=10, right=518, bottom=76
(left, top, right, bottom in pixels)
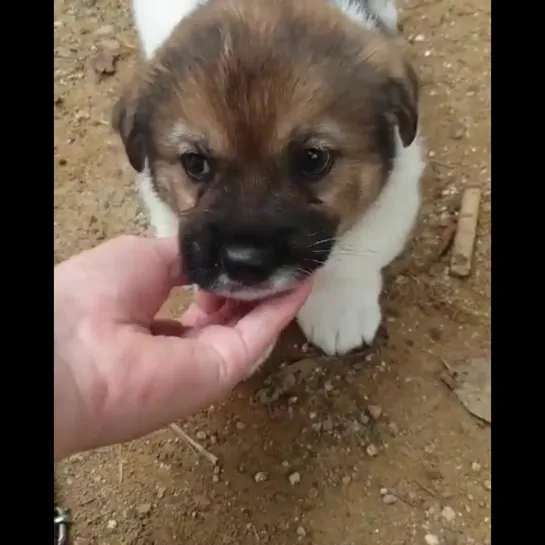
left=180, top=153, right=214, bottom=182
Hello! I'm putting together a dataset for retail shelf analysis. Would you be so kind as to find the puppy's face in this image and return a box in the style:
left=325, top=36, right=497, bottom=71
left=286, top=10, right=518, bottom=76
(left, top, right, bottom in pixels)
left=113, top=0, right=419, bottom=300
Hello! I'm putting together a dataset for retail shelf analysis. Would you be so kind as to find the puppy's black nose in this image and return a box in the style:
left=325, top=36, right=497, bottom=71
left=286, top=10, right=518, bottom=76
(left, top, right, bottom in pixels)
left=221, top=243, right=275, bottom=284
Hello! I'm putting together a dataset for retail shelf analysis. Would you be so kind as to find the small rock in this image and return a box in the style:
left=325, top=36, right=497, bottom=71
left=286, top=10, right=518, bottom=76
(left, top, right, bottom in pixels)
left=289, top=472, right=301, bottom=486
left=414, top=34, right=425, bottom=42
left=254, top=471, right=268, bottom=483
left=387, top=422, right=399, bottom=435
left=366, top=444, right=379, bottom=457
left=382, top=494, right=397, bottom=505
left=360, top=412, right=370, bottom=425
left=368, top=404, right=382, bottom=420
left=136, top=503, right=152, bottom=516
left=301, top=343, right=309, bottom=353
left=441, top=505, right=456, bottom=522
left=424, top=534, right=440, bottom=545
left=449, top=122, right=466, bottom=140
left=210, top=435, right=218, bottom=445
left=95, top=24, right=114, bottom=36
left=212, top=475, right=220, bottom=483
left=322, top=417, right=334, bottom=431
left=106, top=519, right=117, bottom=530
left=195, top=430, right=207, bottom=440
left=483, top=479, right=491, bottom=491
left=236, top=421, right=246, bottom=430
left=296, top=526, right=307, bottom=537
left=379, top=487, right=389, bottom=496
left=91, top=49, right=118, bottom=77
left=99, top=38, right=121, bottom=55
left=324, top=381, right=334, bottom=392
left=156, top=486, right=167, bottom=499
left=471, top=462, right=481, bottom=472
left=309, top=411, right=317, bottom=420
left=342, top=475, right=351, bottom=485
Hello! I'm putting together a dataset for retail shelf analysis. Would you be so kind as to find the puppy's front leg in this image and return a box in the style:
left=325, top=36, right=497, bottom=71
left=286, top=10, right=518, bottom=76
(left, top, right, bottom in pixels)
left=297, top=259, right=383, bottom=357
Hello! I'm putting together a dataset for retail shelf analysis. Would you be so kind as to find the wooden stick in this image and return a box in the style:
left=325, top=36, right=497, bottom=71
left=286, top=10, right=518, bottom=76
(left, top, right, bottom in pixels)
left=169, top=423, right=219, bottom=465
left=450, top=187, right=481, bottom=278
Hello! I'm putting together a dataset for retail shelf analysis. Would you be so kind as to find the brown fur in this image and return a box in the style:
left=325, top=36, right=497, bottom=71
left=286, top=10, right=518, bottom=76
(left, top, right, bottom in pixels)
left=113, top=0, right=418, bottom=238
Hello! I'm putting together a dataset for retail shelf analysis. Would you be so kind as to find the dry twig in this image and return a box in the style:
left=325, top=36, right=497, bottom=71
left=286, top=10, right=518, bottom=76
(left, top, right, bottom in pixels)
left=450, top=187, right=481, bottom=277
left=169, top=423, right=219, bottom=465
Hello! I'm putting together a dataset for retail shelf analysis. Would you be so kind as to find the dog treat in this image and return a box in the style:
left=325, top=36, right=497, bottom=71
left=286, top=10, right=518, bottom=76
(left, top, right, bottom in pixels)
left=450, top=187, right=481, bottom=278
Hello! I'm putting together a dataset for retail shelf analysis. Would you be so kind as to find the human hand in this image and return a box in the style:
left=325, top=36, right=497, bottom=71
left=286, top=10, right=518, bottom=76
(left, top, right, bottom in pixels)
left=54, top=235, right=312, bottom=460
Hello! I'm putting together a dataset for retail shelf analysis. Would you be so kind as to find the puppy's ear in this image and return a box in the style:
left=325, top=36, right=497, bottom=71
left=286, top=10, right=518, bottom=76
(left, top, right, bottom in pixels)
left=386, top=60, right=419, bottom=147
left=111, top=84, right=149, bottom=173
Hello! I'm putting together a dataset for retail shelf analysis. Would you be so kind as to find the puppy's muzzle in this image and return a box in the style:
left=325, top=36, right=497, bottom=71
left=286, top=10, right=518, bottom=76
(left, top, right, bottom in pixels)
left=221, top=242, right=275, bottom=285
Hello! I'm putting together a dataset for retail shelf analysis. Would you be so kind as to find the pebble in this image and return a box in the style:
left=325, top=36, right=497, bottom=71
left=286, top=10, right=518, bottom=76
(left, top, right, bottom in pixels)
left=236, top=421, right=246, bottom=430
left=254, top=471, right=268, bottom=483
left=471, top=462, right=481, bottom=472
left=195, top=430, right=207, bottom=440
left=210, top=435, right=218, bottom=445
left=382, top=494, right=397, bottom=505
left=414, top=34, right=425, bottom=42
left=424, top=534, right=439, bottom=545
left=322, top=417, right=334, bottom=431
left=289, top=472, right=301, bottom=486
left=156, top=486, right=167, bottom=499
left=136, top=503, right=152, bottom=516
left=342, top=475, right=352, bottom=485
left=387, top=422, right=399, bottom=435
left=95, top=24, right=114, bottom=36
left=212, top=475, right=220, bottom=483
left=368, top=405, right=382, bottom=420
left=449, top=122, right=466, bottom=140
left=366, top=444, right=379, bottom=457
left=296, top=526, right=307, bottom=537
left=441, top=505, right=456, bottom=522
left=106, top=519, right=117, bottom=530
left=483, top=479, right=491, bottom=491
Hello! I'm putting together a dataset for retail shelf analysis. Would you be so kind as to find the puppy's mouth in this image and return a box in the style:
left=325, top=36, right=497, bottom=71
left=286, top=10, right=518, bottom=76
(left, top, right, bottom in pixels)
left=208, top=270, right=302, bottom=301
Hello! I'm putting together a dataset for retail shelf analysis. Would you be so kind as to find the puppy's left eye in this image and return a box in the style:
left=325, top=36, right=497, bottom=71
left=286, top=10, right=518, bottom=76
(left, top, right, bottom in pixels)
left=180, top=153, right=214, bottom=182
left=291, top=147, right=333, bottom=181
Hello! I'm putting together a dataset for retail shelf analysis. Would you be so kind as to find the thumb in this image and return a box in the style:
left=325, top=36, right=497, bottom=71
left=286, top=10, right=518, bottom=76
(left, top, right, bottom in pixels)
left=195, top=277, right=314, bottom=386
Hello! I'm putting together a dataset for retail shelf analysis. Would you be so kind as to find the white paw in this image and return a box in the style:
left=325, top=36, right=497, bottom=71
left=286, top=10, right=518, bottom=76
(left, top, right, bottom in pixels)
left=297, top=271, right=383, bottom=357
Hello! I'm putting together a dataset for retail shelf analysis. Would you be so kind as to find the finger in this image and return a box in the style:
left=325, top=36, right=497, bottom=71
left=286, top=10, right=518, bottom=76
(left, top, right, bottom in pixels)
left=150, top=236, right=187, bottom=287
left=196, top=278, right=313, bottom=379
left=180, top=292, right=228, bottom=328
left=233, top=279, right=313, bottom=362
left=181, top=299, right=240, bottom=331
left=194, top=290, right=226, bottom=314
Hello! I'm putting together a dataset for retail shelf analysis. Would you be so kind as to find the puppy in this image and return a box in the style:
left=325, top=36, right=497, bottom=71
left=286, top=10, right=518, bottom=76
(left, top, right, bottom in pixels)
left=113, top=0, right=425, bottom=358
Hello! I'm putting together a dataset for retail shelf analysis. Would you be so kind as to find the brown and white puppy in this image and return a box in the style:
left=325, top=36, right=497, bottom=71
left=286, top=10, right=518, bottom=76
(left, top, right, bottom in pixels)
left=113, top=0, right=425, bottom=357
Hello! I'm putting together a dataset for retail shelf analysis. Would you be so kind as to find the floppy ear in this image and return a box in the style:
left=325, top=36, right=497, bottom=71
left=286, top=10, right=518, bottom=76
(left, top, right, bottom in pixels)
left=386, top=60, right=419, bottom=147
left=111, top=84, right=149, bottom=173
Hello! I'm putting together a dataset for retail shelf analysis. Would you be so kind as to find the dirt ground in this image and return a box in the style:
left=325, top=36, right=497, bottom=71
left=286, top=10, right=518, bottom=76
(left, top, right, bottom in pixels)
left=54, top=1, right=491, bottom=544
